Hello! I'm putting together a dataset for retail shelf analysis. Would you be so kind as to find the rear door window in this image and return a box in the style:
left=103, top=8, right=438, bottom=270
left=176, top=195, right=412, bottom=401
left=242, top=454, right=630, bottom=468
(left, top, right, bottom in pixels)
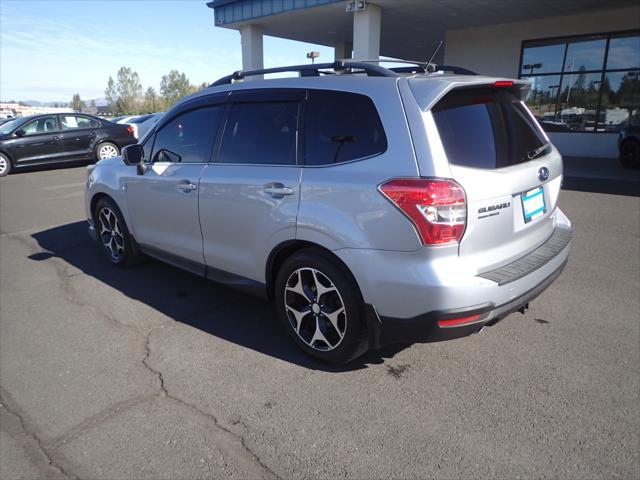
left=305, top=90, right=387, bottom=165
left=218, top=101, right=299, bottom=165
left=432, top=88, right=548, bottom=169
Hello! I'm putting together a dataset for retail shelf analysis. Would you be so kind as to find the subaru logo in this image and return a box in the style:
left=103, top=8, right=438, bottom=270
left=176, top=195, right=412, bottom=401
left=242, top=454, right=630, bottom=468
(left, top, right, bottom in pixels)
left=538, top=167, right=550, bottom=182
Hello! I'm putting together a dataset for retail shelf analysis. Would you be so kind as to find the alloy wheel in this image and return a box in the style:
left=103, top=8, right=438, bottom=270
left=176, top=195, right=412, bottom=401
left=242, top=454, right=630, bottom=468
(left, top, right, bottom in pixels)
left=284, top=267, right=347, bottom=351
left=98, top=144, right=118, bottom=160
left=0, top=156, right=7, bottom=176
left=98, top=207, right=125, bottom=261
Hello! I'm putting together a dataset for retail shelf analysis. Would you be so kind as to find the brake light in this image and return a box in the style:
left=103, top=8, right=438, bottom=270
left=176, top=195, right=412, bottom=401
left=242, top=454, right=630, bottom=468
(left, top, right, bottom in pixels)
left=494, top=80, right=514, bottom=87
left=379, top=178, right=466, bottom=245
left=127, top=125, right=134, bottom=135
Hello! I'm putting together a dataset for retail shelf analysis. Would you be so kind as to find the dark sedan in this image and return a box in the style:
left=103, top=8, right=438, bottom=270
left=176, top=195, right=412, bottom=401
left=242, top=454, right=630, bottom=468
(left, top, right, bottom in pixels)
left=0, top=113, right=137, bottom=176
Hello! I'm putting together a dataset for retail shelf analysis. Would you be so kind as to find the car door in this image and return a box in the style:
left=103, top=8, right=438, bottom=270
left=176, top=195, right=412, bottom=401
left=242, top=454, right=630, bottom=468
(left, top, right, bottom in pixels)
left=12, top=115, right=65, bottom=166
left=198, top=89, right=303, bottom=284
left=59, top=114, right=99, bottom=160
left=126, top=100, right=226, bottom=275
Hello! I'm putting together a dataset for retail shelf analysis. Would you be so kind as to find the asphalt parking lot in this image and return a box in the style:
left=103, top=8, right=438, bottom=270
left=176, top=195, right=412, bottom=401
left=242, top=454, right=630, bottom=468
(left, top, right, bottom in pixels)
left=0, top=165, right=638, bottom=479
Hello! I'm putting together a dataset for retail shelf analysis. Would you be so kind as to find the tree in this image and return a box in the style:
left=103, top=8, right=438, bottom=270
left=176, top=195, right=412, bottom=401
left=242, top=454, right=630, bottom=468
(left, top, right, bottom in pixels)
left=70, top=93, right=85, bottom=112
left=190, top=81, right=209, bottom=94
left=104, top=67, right=142, bottom=115
left=142, top=86, right=163, bottom=113
left=160, top=70, right=191, bottom=108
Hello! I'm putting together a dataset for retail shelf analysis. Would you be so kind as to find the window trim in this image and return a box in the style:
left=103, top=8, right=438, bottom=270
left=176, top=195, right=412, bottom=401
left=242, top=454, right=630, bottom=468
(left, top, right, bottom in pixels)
left=518, top=29, right=640, bottom=134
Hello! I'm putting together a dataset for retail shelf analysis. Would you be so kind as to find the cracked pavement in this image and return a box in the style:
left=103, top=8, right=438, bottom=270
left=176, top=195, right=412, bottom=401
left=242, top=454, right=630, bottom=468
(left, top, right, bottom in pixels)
left=1, top=166, right=639, bottom=479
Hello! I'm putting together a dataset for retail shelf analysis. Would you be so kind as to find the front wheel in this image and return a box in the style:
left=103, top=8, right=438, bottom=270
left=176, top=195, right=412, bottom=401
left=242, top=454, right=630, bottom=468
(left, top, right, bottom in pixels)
left=95, top=142, right=120, bottom=161
left=0, top=153, right=12, bottom=177
left=93, top=197, right=143, bottom=267
left=274, top=249, right=368, bottom=364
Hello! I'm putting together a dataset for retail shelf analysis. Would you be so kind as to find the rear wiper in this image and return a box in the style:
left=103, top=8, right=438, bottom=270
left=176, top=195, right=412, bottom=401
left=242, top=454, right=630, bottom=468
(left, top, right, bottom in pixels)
left=527, top=143, right=550, bottom=160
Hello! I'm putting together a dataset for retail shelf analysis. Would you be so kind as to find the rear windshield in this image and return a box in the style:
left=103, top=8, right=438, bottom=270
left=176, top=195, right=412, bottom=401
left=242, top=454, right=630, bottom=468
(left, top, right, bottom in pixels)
left=432, top=88, right=548, bottom=169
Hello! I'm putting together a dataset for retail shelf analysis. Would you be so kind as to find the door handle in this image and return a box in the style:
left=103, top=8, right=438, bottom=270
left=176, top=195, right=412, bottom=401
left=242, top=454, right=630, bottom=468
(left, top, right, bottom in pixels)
left=176, top=180, right=197, bottom=193
left=52, top=135, right=61, bottom=142
left=264, top=183, right=293, bottom=197
left=88, top=132, right=97, bottom=137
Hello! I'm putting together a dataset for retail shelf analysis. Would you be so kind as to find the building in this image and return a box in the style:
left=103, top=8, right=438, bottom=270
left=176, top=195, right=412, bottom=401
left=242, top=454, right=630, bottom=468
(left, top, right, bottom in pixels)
left=206, top=0, right=640, bottom=159
left=0, top=103, right=73, bottom=118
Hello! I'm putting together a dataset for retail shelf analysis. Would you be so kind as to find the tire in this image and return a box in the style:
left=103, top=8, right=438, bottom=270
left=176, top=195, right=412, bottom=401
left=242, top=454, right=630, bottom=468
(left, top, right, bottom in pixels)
left=95, top=142, right=120, bottom=161
left=619, top=140, right=640, bottom=169
left=0, top=153, right=12, bottom=177
left=93, top=197, right=144, bottom=267
left=274, top=249, right=368, bottom=364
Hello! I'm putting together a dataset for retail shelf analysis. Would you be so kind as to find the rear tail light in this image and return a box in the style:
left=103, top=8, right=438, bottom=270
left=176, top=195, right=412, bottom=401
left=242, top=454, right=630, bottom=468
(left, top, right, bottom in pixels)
left=438, top=314, right=481, bottom=328
left=126, top=125, right=134, bottom=135
left=379, top=178, right=466, bottom=245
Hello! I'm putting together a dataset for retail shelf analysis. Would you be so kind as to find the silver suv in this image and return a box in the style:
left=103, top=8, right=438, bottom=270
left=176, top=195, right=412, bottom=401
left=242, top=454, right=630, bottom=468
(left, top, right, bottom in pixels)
left=85, top=61, right=572, bottom=364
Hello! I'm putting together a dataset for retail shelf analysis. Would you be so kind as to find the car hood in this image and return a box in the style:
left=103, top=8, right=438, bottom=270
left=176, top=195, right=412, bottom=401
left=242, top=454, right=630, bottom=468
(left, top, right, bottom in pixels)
left=0, top=133, right=13, bottom=141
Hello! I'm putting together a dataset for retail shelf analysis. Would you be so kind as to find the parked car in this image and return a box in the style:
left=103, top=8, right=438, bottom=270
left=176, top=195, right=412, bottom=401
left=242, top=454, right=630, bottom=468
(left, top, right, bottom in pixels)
left=134, top=113, right=163, bottom=141
left=0, top=113, right=136, bottom=177
left=123, top=113, right=162, bottom=139
left=85, top=61, right=572, bottom=363
left=618, top=125, right=640, bottom=169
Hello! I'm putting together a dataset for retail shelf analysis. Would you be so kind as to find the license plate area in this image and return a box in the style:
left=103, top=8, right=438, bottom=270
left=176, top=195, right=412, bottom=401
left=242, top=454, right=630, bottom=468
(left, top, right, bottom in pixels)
left=521, top=186, right=546, bottom=223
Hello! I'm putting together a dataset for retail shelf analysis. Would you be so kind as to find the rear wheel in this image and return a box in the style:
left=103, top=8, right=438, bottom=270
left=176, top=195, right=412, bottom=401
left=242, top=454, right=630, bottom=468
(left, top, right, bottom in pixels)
left=274, top=249, right=368, bottom=364
left=93, top=197, right=143, bottom=267
left=619, top=140, right=640, bottom=169
left=0, top=153, right=11, bottom=177
left=96, top=142, right=120, bottom=161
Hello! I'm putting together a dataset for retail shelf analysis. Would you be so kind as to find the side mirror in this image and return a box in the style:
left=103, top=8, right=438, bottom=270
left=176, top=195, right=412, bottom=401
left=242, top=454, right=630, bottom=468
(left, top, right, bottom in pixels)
left=14, top=129, right=26, bottom=137
left=122, top=144, right=146, bottom=175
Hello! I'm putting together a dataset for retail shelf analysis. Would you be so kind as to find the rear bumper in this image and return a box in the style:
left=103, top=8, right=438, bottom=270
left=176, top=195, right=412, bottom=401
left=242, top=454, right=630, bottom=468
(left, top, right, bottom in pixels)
left=368, top=255, right=568, bottom=347
left=336, top=209, right=572, bottom=348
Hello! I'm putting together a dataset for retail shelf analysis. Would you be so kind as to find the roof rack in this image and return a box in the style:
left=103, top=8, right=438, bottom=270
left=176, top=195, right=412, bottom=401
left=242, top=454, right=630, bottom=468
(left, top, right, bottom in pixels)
left=210, top=60, right=398, bottom=87
left=209, top=59, right=477, bottom=87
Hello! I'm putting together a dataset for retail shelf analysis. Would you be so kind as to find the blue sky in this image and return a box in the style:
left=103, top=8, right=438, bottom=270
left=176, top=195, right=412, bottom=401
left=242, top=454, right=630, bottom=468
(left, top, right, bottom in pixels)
left=0, top=0, right=334, bottom=102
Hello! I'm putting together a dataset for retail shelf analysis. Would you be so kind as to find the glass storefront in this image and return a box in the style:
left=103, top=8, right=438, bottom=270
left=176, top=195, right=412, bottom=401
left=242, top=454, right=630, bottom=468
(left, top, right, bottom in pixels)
left=520, top=31, right=640, bottom=132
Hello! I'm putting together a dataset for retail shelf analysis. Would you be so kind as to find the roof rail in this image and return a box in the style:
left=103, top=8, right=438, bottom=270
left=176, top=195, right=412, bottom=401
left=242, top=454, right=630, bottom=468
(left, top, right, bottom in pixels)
left=210, top=60, right=399, bottom=87
left=389, top=64, right=477, bottom=75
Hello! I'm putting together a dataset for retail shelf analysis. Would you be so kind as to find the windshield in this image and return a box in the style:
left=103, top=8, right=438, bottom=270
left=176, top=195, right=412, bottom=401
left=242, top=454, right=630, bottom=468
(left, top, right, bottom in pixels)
left=0, top=117, right=27, bottom=135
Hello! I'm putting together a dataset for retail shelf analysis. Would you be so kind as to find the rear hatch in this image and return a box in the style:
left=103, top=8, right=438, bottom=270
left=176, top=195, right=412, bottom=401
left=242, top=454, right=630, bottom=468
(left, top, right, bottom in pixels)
left=421, top=82, right=562, bottom=272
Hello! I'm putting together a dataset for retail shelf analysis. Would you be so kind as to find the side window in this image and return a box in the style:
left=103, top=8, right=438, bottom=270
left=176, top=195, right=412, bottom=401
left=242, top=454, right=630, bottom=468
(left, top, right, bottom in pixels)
left=61, top=115, right=100, bottom=130
left=218, top=102, right=298, bottom=165
left=22, top=116, right=58, bottom=135
left=305, top=90, right=387, bottom=165
left=151, top=106, right=224, bottom=164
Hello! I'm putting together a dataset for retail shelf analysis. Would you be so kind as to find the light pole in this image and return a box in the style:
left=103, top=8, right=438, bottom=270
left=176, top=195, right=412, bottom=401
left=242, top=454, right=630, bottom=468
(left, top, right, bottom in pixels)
left=523, top=63, right=542, bottom=76
left=306, top=51, right=320, bottom=64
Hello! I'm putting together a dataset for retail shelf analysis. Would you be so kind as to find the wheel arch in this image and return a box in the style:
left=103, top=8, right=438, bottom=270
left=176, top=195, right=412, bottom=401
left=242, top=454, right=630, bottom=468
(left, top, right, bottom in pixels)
left=265, top=240, right=364, bottom=302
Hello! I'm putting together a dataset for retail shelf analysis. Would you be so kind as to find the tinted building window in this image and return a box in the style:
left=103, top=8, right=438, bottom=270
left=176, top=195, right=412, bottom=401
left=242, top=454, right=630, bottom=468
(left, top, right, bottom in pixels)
left=218, top=102, right=298, bottom=165
left=520, top=31, right=640, bottom=133
left=432, top=89, right=547, bottom=169
left=305, top=90, right=387, bottom=165
left=152, top=106, right=224, bottom=163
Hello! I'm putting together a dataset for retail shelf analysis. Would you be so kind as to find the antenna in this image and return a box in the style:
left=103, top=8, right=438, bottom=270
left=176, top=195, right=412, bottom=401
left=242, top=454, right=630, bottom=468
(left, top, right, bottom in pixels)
left=426, top=40, right=443, bottom=73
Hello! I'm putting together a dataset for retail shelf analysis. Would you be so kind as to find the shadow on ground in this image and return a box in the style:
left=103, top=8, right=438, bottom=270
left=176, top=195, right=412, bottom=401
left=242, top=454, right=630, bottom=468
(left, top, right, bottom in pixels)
left=30, top=221, right=408, bottom=372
